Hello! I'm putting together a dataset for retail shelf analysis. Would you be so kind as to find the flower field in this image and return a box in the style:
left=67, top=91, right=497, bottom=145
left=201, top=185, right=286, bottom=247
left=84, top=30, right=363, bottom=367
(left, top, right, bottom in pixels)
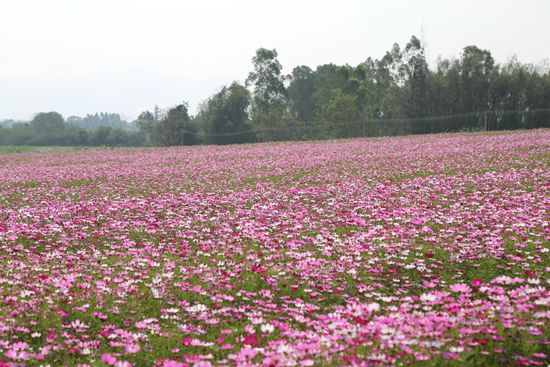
left=0, top=130, right=548, bottom=367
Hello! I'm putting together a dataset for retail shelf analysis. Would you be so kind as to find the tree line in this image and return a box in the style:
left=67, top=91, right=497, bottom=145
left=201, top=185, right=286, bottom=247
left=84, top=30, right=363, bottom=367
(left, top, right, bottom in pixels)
left=1, top=35, right=549, bottom=147
left=0, top=112, right=140, bottom=147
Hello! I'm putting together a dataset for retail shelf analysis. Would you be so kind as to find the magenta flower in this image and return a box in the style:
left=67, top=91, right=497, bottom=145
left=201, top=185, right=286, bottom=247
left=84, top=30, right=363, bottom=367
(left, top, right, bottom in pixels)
left=0, top=130, right=547, bottom=366
left=101, top=353, right=117, bottom=365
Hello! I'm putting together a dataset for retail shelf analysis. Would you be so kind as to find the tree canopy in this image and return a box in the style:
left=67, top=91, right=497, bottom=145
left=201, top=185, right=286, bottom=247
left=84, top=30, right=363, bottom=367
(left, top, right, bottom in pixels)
left=1, top=36, right=549, bottom=147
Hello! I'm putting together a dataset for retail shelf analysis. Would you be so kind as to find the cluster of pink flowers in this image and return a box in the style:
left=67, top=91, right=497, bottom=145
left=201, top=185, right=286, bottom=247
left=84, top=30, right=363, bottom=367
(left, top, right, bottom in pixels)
left=0, top=130, right=548, bottom=366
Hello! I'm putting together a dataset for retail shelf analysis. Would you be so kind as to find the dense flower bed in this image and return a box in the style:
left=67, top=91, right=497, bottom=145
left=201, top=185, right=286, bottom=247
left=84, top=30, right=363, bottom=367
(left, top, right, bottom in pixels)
left=0, top=130, right=548, bottom=367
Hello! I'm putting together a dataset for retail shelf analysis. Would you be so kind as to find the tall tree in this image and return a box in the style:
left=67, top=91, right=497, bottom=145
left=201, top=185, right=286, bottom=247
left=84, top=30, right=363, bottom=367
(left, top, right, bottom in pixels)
left=375, top=44, right=407, bottom=119
left=315, top=65, right=361, bottom=136
left=136, top=111, right=155, bottom=145
left=152, top=103, right=197, bottom=146
left=197, top=82, right=255, bottom=145
left=30, top=112, right=65, bottom=133
left=246, top=48, right=287, bottom=141
left=459, top=45, right=495, bottom=113
left=29, top=112, right=73, bottom=145
left=287, top=65, right=316, bottom=122
left=403, top=36, right=430, bottom=120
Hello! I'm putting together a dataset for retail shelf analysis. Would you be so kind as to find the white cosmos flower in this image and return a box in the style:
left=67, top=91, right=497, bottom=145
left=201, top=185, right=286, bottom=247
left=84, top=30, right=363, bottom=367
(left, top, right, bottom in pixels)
left=261, top=323, right=275, bottom=333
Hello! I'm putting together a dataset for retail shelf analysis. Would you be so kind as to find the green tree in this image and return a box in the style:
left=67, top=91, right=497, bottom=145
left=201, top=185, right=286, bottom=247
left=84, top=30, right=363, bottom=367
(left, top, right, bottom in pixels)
left=403, top=36, right=430, bottom=119
left=30, top=112, right=65, bottom=133
left=399, top=36, right=431, bottom=133
left=197, top=82, right=255, bottom=145
left=29, top=112, right=73, bottom=145
left=136, top=111, right=155, bottom=145
left=152, top=103, right=197, bottom=146
left=459, top=45, right=495, bottom=114
left=246, top=48, right=287, bottom=141
left=374, top=44, right=407, bottom=121
left=287, top=65, right=316, bottom=123
left=321, top=90, right=360, bottom=138
left=91, top=126, right=112, bottom=146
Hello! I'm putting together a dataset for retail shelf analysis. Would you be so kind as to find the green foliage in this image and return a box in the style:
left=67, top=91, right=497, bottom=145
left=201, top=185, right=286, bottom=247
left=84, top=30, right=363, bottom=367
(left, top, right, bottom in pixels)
left=287, top=65, right=316, bottom=123
left=246, top=48, right=288, bottom=141
left=0, top=112, right=144, bottom=147
left=403, top=36, right=431, bottom=122
left=2, top=37, right=549, bottom=147
left=196, top=82, right=256, bottom=145
left=67, top=112, right=136, bottom=131
left=151, top=102, right=198, bottom=146
left=135, top=111, right=155, bottom=145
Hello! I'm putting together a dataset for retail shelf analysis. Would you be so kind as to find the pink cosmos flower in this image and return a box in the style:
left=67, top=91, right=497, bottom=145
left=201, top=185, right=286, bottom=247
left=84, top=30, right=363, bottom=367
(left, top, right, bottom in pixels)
left=242, top=334, right=258, bottom=346
left=5, top=350, right=29, bottom=360
left=450, top=283, right=471, bottom=293
left=471, top=278, right=483, bottom=288
left=163, top=361, right=188, bottom=367
left=101, top=353, right=117, bottom=365
left=125, top=344, right=140, bottom=354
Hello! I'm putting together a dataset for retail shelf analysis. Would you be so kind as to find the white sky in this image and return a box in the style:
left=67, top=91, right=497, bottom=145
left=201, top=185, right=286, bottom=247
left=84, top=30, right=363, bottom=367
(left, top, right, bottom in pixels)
left=1, top=0, right=549, bottom=120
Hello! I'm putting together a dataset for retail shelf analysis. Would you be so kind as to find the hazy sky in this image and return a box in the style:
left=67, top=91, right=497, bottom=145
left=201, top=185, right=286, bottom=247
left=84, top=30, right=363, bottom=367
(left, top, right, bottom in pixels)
left=1, top=0, right=549, bottom=120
